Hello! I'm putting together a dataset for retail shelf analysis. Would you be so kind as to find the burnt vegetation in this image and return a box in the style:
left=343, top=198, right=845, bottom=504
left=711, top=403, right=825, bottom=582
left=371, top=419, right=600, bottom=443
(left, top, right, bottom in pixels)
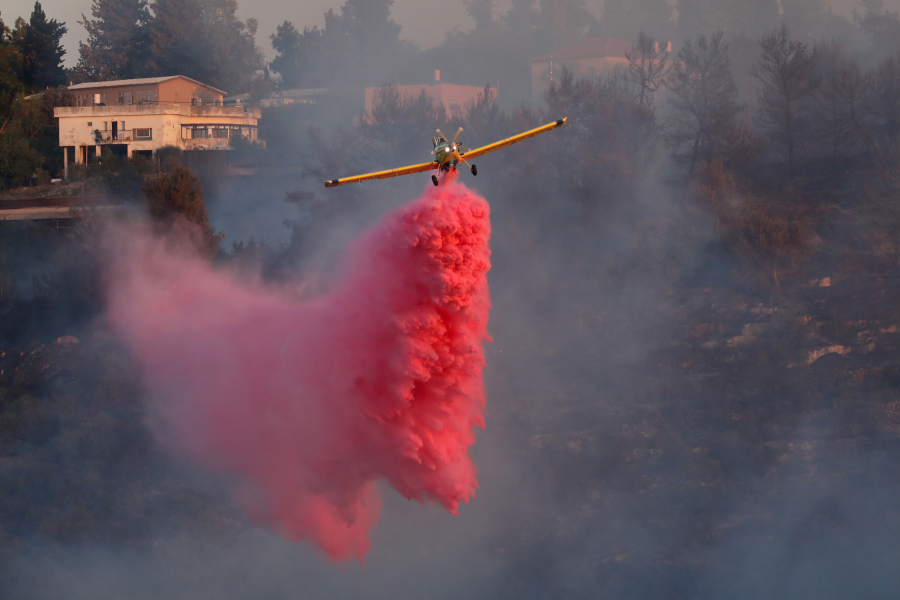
left=1, top=0, right=899, bottom=597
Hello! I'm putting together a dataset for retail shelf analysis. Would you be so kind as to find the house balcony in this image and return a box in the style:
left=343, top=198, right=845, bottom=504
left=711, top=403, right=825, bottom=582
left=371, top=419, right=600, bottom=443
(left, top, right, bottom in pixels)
left=93, top=130, right=133, bottom=143
left=181, top=137, right=266, bottom=151
left=56, top=104, right=261, bottom=119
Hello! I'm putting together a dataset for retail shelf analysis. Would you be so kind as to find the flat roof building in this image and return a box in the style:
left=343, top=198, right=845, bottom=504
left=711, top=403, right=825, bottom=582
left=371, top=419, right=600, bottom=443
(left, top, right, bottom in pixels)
left=531, top=38, right=634, bottom=103
left=364, top=71, right=493, bottom=117
left=55, top=76, right=261, bottom=177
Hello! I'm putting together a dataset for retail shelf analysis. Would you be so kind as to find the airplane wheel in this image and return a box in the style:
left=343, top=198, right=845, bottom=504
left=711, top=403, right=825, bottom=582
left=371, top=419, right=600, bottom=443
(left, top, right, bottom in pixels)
left=431, top=174, right=439, bottom=186
left=471, top=164, right=477, bottom=176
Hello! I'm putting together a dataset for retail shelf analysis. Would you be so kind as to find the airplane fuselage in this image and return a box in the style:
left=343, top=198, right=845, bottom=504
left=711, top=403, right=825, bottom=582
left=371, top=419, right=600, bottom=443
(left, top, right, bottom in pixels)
left=433, top=142, right=463, bottom=170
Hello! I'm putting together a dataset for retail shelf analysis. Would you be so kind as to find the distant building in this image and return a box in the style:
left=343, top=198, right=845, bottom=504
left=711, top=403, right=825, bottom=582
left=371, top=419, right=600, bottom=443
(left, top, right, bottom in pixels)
left=55, top=75, right=262, bottom=178
left=364, top=71, right=492, bottom=116
left=259, top=88, right=328, bottom=108
left=531, top=37, right=634, bottom=103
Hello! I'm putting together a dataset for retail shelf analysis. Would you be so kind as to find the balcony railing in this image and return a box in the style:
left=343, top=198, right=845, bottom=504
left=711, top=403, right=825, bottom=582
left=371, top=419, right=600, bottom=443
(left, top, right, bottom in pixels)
left=78, top=99, right=237, bottom=108
left=93, top=130, right=132, bottom=143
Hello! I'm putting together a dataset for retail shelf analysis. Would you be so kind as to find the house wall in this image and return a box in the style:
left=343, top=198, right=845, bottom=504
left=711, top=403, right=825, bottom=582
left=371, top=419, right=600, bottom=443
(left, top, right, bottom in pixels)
left=55, top=105, right=261, bottom=162
left=158, top=79, right=224, bottom=103
left=71, top=78, right=225, bottom=107
left=364, top=83, right=491, bottom=116
left=436, top=84, right=490, bottom=113
left=73, top=84, right=160, bottom=107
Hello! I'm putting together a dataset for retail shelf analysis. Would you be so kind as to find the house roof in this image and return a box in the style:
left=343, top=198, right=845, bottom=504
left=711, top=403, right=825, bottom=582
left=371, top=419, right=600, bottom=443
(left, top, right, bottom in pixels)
left=68, top=75, right=226, bottom=96
left=532, top=37, right=633, bottom=63
left=281, top=88, right=329, bottom=99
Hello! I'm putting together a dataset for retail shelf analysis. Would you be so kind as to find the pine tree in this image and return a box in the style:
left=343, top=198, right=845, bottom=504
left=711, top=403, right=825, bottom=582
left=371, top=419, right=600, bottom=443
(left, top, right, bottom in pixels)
left=505, top=0, right=540, bottom=32
left=312, top=0, right=406, bottom=83
left=0, top=15, right=25, bottom=119
left=665, top=30, right=743, bottom=174
left=17, top=1, right=67, bottom=90
left=331, top=0, right=401, bottom=47
left=76, top=0, right=151, bottom=81
left=464, top=0, right=495, bottom=29
left=147, top=0, right=262, bottom=93
left=270, top=21, right=322, bottom=89
left=142, top=166, right=224, bottom=258
left=752, top=25, right=818, bottom=177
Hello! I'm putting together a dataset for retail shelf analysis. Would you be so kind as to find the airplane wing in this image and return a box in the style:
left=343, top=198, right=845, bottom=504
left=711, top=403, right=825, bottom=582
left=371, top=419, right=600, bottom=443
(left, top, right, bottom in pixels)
left=324, top=161, right=438, bottom=187
left=459, top=117, right=567, bottom=161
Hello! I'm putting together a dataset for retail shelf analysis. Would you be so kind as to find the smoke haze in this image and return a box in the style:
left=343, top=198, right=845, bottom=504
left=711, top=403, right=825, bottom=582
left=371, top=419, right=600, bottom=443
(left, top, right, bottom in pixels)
left=3, top=0, right=900, bottom=596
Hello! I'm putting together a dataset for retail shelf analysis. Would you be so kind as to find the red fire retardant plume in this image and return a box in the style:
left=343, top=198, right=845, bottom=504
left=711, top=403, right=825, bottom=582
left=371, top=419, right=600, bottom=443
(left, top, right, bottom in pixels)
left=106, top=179, right=491, bottom=561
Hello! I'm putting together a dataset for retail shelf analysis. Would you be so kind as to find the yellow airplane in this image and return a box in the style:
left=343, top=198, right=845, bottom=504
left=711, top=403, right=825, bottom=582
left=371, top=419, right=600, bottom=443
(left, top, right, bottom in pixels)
left=324, top=117, right=567, bottom=188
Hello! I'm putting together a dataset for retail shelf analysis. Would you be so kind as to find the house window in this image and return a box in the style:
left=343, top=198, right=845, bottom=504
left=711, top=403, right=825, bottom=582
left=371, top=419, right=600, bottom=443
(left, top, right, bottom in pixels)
left=76, top=94, right=90, bottom=107
left=87, top=122, right=92, bottom=127
left=212, top=128, right=229, bottom=139
left=134, top=128, right=152, bottom=140
left=118, top=91, right=133, bottom=105
left=135, top=89, right=155, bottom=104
left=190, top=127, right=208, bottom=139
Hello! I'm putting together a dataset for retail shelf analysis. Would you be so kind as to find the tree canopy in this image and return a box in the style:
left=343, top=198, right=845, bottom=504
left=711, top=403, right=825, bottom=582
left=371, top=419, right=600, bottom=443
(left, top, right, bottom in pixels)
left=17, top=1, right=67, bottom=90
left=76, top=0, right=151, bottom=81
left=147, top=0, right=263, bottom=93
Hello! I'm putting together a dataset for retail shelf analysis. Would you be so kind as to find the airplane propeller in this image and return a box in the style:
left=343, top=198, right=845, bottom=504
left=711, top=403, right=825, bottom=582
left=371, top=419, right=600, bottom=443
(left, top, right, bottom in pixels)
left=433, top=127, right=465, bottom=154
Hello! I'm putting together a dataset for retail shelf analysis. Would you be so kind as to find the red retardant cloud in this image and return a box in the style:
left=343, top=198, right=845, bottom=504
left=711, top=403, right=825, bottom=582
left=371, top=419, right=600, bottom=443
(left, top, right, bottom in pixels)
left=106, top=179, right=492, bottom=561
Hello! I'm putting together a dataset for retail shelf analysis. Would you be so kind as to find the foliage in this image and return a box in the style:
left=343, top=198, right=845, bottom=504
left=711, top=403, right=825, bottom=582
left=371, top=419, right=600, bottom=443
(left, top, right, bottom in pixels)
left=464, top=0, right=495, bottom=29
left=0, top=122, right=43, bottom=189
left=626, top=31, right=671, bottom=109
left=0, top=15, right=25, bottom=121
left=856, top=1, right=900, bottom=58
left=16, top=1, right=66, bottom=90
left=359, top=84, right=448, bottom=165
left=544, top=68, right=653, bottom=189
left=665, top=30, right=744, bottom=175
left=269, top=21, right=322, bottom=90
left=270, top=0, right=406, bottom=90
left=147, top=0, right=263, bottom=94
left=154, top=144, right=183, bottom=172
left=813, top=42, right=867, bottom=158
left=696, top=159, right=814, bottom=290
left=75, top=0, right=151, bottom=81
left=752, top=25, right=819, bottom=177
left=735, top=206, right=814, bottom=289
left=69, top=152, right=155, bottom=195
left=456, top=85, right=509, bottom=145
left=867, top=54, right=900, bottom=170
left=141, top=166, right=224, bottom=257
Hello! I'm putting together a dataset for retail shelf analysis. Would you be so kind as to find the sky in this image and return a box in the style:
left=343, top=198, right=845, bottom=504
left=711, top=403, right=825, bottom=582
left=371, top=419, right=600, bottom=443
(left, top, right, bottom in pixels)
left=1, top=0, right=897, bottom=70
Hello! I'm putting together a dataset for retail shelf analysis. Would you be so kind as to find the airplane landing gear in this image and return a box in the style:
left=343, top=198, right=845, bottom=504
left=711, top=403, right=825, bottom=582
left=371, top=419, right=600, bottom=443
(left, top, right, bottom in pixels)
left=471, top=164, right=477, bottom=176
left=431, top=174, right=439, bottom=186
